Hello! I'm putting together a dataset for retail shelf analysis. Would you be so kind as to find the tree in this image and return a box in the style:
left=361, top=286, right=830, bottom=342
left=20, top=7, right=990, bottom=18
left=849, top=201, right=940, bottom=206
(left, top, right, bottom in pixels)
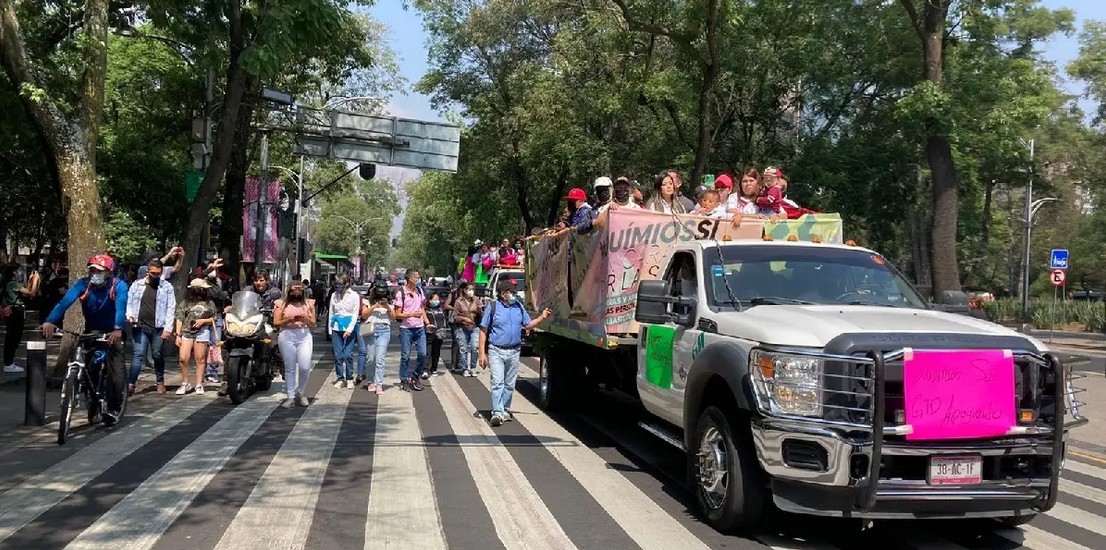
left=1, top=0, right=111, bottom=331
left=141, top=0, right=377, bottom=281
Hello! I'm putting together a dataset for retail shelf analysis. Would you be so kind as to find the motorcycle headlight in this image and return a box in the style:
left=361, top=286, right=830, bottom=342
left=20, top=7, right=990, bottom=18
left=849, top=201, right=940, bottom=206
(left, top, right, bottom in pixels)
left=750, top=350, right=823, bottom=417
left=226, top=314, right=264, bottom=337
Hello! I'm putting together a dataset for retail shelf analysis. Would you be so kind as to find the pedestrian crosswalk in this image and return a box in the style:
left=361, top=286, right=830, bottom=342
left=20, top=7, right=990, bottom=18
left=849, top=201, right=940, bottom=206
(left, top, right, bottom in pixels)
left=0, top=350, right=1104, bottom=550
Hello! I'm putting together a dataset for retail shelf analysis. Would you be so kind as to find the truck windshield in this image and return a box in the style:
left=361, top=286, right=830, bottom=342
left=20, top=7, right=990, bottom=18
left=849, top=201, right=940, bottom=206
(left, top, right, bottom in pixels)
left=704, top=245, right=927, bottom=310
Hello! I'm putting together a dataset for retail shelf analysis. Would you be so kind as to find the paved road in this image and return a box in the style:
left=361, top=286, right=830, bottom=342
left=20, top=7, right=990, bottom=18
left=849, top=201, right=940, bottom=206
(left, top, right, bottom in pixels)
left=0, top=341, right=1105, bottom=549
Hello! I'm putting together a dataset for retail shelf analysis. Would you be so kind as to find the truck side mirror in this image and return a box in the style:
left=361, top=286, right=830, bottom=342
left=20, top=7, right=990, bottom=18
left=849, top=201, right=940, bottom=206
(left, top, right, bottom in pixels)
left=635, top=280, right=696, bottom=326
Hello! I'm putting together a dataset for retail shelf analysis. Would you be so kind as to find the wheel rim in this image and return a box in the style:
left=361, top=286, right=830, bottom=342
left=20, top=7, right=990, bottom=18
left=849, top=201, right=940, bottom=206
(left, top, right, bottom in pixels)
left=697, top=424, right=729, bottom=511
left=539, top=357, right=550, bottom=402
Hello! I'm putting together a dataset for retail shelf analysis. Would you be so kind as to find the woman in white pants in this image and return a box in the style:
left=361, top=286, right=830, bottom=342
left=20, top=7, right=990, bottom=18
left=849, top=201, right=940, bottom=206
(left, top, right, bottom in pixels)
left=274, top=281, right=316, bottom=407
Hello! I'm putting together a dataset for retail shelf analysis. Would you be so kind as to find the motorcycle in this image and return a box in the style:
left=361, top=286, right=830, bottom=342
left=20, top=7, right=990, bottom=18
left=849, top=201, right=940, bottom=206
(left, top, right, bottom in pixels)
left=222, top=291, right=277, bottom=404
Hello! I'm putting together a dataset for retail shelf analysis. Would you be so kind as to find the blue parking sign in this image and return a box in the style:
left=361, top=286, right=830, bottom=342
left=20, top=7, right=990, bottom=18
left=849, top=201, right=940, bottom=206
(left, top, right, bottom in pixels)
left=1050, top=249, right=1069, bottom=270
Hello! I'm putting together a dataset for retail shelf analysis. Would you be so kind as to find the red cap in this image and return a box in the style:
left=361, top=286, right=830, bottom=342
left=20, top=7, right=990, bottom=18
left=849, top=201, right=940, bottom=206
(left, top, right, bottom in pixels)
left=87, top=254, right=115, bottom=272
left=565, top=188, right=587, bottom=201
left=713, top=174, right=734, bottom=189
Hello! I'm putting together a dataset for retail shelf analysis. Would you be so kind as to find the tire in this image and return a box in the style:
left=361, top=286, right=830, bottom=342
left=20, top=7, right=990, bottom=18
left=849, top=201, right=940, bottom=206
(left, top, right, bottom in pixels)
left=226, top=356, right=252, bottom=405
left=537, top=348, right=566, bottom=411
left=997, top=514, right=1037, bottom=527
left=57, top=368, right=79, bottom=445
left=690, top=405, right=766, bottom=533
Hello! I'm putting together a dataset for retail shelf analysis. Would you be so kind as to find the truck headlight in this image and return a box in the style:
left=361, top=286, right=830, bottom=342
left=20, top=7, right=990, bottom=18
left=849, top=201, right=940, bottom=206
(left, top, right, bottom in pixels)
left=750, top=350, right=823, bottom=417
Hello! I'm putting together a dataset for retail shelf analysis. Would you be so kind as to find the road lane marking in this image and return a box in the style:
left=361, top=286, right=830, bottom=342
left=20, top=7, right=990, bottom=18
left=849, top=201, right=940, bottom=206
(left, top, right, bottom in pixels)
left=1045, top=502, right=1106, bottom=538
left=994, top=526, right=1094, bottom=550
left=64, top=393, right=282, bottom=550
left=0, top=396, right=215, bottom=543
left=363, top=385, right=448, bottom=550
left=436, top=373, right=577, bottom=550
left=1067, top=449, right=1106, bottom=467
left=214, top=378, right=353, bottom=550
left=472, top=365, right=708, bottom=550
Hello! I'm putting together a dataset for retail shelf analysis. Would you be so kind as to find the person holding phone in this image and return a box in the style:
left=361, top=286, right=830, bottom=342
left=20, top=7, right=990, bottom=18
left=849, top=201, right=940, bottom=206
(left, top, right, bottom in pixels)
left=274, top=281, right=316, bottom=407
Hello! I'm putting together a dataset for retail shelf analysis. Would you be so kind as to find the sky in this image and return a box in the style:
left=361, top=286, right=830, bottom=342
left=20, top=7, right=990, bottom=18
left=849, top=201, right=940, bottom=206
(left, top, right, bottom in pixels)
left=368, top=1, right=1106, bottom=239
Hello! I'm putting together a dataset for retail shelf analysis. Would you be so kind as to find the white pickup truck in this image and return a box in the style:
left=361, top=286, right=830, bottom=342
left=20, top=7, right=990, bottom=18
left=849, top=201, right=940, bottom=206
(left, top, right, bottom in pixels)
left=530, top=236, right=1086, bottom=533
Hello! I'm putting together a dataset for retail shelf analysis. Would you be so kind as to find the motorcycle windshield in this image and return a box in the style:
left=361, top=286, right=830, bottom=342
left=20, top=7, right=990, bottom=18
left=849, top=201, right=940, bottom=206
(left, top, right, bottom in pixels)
left=230, top=291, right=261, bottom=318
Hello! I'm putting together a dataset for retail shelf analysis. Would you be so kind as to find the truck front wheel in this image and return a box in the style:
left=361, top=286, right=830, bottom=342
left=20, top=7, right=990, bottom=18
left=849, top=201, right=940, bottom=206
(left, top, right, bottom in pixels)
left=691, top=405, right=765, bottom=532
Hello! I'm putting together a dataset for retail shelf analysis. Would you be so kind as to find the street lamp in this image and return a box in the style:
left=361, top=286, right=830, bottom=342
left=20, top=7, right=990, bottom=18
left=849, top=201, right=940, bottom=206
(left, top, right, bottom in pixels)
left=332, top=215, right=384, bottom=282
left=1018, top=136, right=1061, bottom=323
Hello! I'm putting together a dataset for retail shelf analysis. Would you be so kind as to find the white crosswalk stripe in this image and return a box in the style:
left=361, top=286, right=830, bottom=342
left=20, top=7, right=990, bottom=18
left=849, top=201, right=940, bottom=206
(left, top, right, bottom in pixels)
left=64, top=393, right=281, bottom=550
left=214, top=378, right=353, bottom=549
left=2, top=351, right=1106, bottom=550
left=0, top=396, right=214, bottom=543
left=363, top=387, right=448, bottom=549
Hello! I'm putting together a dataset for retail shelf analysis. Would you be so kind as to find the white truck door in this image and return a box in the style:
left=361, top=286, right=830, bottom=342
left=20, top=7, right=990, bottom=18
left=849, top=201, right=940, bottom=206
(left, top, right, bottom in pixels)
left=637, top=251, right=699, bottom=427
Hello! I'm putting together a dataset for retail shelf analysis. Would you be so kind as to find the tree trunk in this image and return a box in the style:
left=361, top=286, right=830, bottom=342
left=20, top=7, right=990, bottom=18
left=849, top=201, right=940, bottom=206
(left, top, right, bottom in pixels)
left=180, top=0, right=247, bottom=295
left=219, top=76, right=259, bottom=278
left=900, top=0, right=960, bottom=302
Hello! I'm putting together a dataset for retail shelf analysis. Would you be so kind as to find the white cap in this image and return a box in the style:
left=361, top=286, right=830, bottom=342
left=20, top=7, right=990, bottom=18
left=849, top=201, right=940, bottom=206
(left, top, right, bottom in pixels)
left=593, top=176, right=613, bottom=189
left=474, top=239, right=483, bottom=246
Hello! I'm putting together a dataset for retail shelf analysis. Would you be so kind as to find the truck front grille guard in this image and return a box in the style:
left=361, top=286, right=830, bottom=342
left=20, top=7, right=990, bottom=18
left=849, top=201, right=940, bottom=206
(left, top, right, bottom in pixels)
left=753, top=346, right=1087, bottom=512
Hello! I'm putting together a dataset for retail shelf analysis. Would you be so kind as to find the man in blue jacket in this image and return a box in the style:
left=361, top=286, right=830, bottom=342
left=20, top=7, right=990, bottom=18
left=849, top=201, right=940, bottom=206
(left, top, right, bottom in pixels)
left=42, top=255, right=130, bottom=427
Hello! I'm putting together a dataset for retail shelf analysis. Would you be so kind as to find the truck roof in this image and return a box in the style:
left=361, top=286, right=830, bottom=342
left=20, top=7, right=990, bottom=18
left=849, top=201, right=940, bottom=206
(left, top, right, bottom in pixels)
left=683, top=239, right=877, bottom=255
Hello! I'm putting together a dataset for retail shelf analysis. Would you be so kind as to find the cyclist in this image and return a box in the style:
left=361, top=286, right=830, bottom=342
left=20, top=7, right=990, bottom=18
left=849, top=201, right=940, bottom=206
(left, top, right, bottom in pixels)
left=42, top=255, right=130, bottom=426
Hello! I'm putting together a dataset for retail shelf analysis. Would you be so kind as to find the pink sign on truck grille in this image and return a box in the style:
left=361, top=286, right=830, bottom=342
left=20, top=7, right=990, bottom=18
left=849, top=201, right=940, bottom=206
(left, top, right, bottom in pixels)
left=902, top=348, right=1017, bottom=441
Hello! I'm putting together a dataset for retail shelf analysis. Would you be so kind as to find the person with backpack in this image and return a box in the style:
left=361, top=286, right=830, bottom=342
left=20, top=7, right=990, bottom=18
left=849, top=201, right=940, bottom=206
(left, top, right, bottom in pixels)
left=393, top=269, right=429, bottom=391
left=478, top=279, right=551, bottom=427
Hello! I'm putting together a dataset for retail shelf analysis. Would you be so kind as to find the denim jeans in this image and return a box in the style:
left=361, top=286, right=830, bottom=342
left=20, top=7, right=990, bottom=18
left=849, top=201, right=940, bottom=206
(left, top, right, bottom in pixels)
left=356, top=328, right=368, bottom=378
left=454, top=326, right=479, bottom=372
left=331, top=328, right=358, bottom=381
left=398, top=326, right=426, bottom=380
left=129, top=328, right=166, bottom=385
left=367, top=327, right=391, bottom=385
left=488, top=345, right=521, bottom=415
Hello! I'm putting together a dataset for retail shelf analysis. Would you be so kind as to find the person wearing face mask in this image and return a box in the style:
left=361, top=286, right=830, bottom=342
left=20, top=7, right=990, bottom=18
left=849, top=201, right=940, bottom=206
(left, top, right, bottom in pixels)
left=274, top=281, right=316, bottom=407
left=124, top=259, right=176, bottom=394
left=422, top=293, right=449, bottom=379
left=449, top=281, right=483, bottom=376
left=604, top=177, right=641, bottom=212
left=328, top=274, right=360, bottom=389
left=393, top=269, right=429, bottom=391
left=478, top=280, right=552, bottom=427
left=553, top=187, right=597, bottom=236
left=42, top=255, right=130, bottom=426
left=593, top=176, right=613, bottom=209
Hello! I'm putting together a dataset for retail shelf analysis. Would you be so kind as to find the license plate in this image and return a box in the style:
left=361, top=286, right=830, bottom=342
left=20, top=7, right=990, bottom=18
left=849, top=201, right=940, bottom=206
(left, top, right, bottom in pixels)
left=928, top=455, right=982, bottom=485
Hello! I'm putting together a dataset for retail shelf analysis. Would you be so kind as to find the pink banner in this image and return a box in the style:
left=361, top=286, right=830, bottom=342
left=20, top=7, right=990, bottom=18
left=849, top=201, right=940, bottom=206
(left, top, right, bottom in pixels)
left=903, top=349, right=1016, bottom=440
left=242, top=177, right=281, bottom=264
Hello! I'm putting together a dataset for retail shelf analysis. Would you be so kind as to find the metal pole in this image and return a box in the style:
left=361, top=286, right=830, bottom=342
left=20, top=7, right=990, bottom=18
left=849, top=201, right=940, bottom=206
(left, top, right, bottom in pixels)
left=256, top=131, right=269, bottom=273
left=295, top=155, right=305, bottom=279
left=199, top=66, right=214, bottom=263
left=1020, top=139, right=1034, bottom=324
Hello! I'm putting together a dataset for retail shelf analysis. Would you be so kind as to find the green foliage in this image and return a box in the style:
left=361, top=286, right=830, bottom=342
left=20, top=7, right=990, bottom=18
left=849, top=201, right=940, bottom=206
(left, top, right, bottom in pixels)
left=983, top=297, right=1106, bottom=332
left=314, top=176, right=400, bottom=267
left=104, top=210, right=159, bottom=262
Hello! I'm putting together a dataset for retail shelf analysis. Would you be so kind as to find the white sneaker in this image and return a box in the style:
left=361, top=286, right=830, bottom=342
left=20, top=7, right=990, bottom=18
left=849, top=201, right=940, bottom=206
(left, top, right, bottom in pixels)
left=195, top=385, right=205, bottom=395
left=334, top=380, right=345, bottom=389
left=3, top=364, right=24, bottom=373
left=175, top=384, right=193, bottom=395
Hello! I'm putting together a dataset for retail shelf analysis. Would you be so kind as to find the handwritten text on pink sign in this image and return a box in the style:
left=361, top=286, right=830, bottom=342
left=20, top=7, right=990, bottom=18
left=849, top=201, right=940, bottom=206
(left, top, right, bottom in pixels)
left=903, top=349, right=1016, bottom=440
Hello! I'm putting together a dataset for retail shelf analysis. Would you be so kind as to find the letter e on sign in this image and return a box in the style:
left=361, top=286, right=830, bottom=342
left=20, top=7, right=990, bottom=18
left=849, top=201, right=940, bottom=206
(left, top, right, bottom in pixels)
left=1050, top=269, right=1066, bottom=288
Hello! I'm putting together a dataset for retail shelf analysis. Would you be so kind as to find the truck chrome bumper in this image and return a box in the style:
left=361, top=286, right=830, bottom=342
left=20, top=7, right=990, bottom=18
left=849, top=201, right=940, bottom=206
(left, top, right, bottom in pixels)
left=751, top=416, right=1059, bottom=518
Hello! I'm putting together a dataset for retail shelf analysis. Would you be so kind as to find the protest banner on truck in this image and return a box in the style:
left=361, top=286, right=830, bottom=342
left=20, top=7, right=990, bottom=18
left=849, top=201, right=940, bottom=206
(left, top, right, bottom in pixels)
left=525, top=210, right=844, bottom=341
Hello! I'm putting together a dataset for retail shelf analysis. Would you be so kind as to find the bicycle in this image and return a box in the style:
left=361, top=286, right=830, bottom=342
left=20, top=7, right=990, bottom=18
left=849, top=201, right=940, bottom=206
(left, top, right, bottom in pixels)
left=57, top=330, right=127, bottom=445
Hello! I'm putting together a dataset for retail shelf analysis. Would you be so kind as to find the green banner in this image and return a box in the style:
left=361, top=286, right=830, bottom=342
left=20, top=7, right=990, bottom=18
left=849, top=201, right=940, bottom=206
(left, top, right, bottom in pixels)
left=185, top=171, right=203, bottom=202
left=644, top=325, right=675, bottom=389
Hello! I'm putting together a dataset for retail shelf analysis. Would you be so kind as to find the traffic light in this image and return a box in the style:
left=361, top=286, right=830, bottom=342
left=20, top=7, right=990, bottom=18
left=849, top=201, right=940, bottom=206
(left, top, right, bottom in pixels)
left=359, top=163, right=376, bottom=180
